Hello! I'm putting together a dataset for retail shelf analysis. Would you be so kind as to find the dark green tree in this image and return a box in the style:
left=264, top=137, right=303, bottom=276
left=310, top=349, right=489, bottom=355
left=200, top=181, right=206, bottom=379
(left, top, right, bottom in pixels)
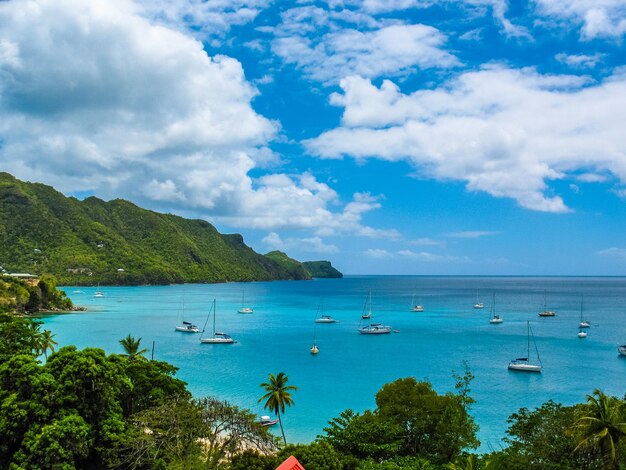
left=119, top=334, right=148, bottom=360
left=571, top=389, right=626, bottom=470
left=258, top=372, right=297, bottom=446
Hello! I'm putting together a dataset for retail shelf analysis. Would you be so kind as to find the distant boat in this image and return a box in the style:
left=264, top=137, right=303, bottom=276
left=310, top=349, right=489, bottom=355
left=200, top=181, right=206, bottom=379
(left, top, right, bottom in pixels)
left=578, top=295, right=590, bottom=329
left=175, top=294, right=200, bottom=333
left=315, top=315, right=337, bottom=324
left=508, top=321, right=542, bottom=372
left=538, top=289, right=556, bottom=317
left=237, top=290, right=253, bottom=314
left=93, top=283, right=104, bottom=298
left=72, top=289, right=83, bottom=294
left=473, top=289, right=484, bottom=309
left=358, top=323, right=392, bottom=335
left=311, top=299, right=321, bottom=354
left=361, top=289, right=373, bottom=319
left=259, top=415, right=279, bottom=427
left=489, top=293, right=503, bottom=324
left=200, top=299, right=236, bottom=344
left=410, top=292, right=424, bottom=312
left=618, top=344, right=626, bottom=356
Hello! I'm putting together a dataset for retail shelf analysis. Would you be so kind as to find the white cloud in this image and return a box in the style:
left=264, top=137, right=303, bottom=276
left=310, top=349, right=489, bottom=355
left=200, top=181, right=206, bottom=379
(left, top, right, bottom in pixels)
left=555, top=52, right=604, bottom=68
left=596, top=247, right=626, bottom=259
left=262, top=232, right=339, bottom=254
left=306, top=67, right=626, bottom=213
left=577, top=173, right=609, bottom=183
left=364, top=248, right=392, bottom=258
left=271, top=6, right=459, bottom=84
left=535, top=0, right=626, bottom=39
left=0, top=0, right=395, bottom=235
left=136, top=0, right=270, bottom=39
left=448, top=231, right=499, bottom=239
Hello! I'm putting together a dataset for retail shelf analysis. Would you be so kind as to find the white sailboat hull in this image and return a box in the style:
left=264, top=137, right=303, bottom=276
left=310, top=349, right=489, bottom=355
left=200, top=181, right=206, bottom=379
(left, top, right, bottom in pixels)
left=579, top=321, right=590, bottom=328
left=411, top=306, right=424, bottom=312
left=618, top=345, right=626, bottom=356
left=175, top=325, right=200, bottom=333
left=473, top=303, right=484, bottom=309
left=538, top=310, right=556, bottom=317
left=508, top=362, right=542, bottom=372
left=489, top=317, right=503, bottom=324
left=200, top=336, right=236, bottom=344
left=578, top=331, right=587, bottom=338
left=237, top=308, right=253, bottom=314
left=315, top=318, right=337, bottom=323
left=358, top=324, right=392, bottom=334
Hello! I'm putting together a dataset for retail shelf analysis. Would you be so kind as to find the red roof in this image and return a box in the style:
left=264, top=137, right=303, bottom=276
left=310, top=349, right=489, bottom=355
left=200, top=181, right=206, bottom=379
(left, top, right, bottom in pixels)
left=276, top=455, right=305, bottom=470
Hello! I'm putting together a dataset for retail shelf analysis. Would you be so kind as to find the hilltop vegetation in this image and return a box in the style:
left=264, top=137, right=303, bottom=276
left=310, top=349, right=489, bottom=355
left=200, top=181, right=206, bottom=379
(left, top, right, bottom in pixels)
left=0, top=275, right=72, bottom=313
left=0, top=173, right=326, bottom=285
left=303, top=260, right=343, bottom=278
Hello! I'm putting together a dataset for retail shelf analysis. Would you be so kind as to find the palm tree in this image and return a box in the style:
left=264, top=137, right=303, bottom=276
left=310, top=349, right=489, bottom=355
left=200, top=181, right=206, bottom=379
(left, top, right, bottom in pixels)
left=571, top=389, right=626, bottom=470
left=39, top=330, right=58, bottom=359
left=258, top=372, right=297, bottom=445
left=119, top=334, right=148, bottom=360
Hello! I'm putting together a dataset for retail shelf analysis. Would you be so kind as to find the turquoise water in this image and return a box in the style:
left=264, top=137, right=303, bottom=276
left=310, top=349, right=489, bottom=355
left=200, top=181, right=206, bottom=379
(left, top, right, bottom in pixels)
left=42, top=276, right=626, bottom=452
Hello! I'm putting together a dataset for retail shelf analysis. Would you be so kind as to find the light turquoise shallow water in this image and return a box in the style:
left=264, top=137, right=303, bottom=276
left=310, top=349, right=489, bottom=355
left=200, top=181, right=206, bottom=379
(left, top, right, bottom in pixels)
left=42, top=276, right=626, bottom=452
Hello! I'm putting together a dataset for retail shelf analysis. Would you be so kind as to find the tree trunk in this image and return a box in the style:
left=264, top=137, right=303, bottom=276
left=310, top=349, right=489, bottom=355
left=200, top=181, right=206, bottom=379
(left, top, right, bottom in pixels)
left=277, top=411, right=287, bottom=446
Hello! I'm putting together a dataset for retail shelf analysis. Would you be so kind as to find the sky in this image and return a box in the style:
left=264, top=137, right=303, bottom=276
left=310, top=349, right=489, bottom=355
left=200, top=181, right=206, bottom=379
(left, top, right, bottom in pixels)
left=1, top=0, right=626, bottom=275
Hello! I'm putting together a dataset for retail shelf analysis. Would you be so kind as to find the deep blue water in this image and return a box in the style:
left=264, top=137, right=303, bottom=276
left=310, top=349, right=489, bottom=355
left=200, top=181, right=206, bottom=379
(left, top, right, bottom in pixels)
left=42, top=276, right=626, bottom=452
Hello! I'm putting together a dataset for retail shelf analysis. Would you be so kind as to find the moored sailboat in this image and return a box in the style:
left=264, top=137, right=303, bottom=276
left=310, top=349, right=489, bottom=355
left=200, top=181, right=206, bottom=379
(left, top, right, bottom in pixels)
left=237, top=290, right=253, bottom=314
left=473, top=289, right=484, bottom=309
left=361, top=289, right=373, bottom=319
left=410, top=292, right=424, bottom=312
left=508, top=321, right=542, bottom=372
left=200, top=299, right=236, bottom=344
left=489, top=293, right=503, bottom=324
left=538, top=289, right=556, bottom=317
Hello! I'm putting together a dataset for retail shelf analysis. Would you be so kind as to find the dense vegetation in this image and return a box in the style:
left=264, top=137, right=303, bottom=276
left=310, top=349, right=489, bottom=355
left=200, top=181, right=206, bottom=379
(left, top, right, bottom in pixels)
left=0, top=172, right=325, bottom=285
left=302, top=260, right=343, bottom=278
left=0, top=274, right=73, bottom=313
left=1, top=313, right=623, bottom=469
left=264, top=251, right=312, bottom=280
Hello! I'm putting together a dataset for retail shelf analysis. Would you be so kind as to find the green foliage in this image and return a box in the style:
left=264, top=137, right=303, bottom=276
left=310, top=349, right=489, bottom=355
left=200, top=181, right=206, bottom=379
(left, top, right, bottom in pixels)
left=264, top=250, right=312, bottom=280
left=119, top=334, right=149, bottom=360
left=0, top=274, right=72, bottom=313
left=0, top=172, right=315, bottom=285
left=320, top=376, right=478, bottom=466
left=277, top=442, right=348, bottom=470
left=357, top=456, right=436, bottom=469
left=570, top=389, right=626, bottom=470
left=488, top=400, right=604, bottom=469
left=302, top=260, right=343, bottom=278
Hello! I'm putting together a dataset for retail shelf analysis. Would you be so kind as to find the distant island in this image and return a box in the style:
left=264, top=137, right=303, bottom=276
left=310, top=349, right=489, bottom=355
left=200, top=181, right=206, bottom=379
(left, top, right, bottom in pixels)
left=0, top=173, right=342, bottom=285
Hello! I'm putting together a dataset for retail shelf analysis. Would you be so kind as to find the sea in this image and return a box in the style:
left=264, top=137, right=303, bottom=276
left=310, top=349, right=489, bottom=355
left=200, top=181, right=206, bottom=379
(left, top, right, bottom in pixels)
left=41, top=276, right=626, bottom=452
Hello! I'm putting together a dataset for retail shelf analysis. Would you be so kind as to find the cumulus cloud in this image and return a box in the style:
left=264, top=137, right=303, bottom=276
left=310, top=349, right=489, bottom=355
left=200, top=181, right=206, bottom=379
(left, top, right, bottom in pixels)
left=306, top=67, right=626, bottom=213
left=262, top=232, right=339, bottom=254
left=271, top=6, right=458, bottom=84
left=534, top=0, right=626, bottom=39
left=0, top=0, right=393, bottom=235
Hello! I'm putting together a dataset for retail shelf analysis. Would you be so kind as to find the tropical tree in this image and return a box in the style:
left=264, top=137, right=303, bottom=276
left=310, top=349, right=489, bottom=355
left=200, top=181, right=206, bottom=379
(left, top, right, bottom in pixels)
left=119, top=334, right=148, bottom=360
left=258, top=372, right=297, bottom=445
left=570, top=389, right=626, bottom=470
left=39, top=330, right=58, bottom=359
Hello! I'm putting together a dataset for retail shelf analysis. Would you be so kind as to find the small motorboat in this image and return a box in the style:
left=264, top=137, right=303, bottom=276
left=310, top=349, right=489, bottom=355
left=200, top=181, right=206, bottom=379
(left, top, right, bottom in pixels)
left=259, top=415, right=279, bottom=427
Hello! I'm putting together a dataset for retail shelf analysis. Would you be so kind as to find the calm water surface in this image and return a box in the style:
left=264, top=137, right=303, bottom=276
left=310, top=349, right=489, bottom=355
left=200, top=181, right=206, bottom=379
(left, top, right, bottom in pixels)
left=42, top=276, right=626, bottom=452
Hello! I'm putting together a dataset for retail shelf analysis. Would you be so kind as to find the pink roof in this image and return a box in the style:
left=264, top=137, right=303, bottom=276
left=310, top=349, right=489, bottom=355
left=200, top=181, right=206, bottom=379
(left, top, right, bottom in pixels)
left=276, top=455, right=305, bottom=470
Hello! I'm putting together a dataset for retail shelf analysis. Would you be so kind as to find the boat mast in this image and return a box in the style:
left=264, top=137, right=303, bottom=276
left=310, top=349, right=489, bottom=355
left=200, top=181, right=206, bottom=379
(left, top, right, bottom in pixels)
left=527, top=321, right=530, bottom=359
left=529, top=321, right=542, bottom=365
left=580, top=294, right=584, bottom=321
left=213, top=299, right=216, bottom=336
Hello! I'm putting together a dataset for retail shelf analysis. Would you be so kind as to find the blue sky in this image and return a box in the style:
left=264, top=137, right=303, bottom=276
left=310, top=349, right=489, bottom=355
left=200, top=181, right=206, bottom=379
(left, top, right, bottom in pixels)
left=2, top=0, right=626, bottom=275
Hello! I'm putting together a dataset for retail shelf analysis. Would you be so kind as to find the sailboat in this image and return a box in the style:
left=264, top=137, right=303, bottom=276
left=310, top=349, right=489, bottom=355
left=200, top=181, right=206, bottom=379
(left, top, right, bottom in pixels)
left=508, top=321, right=542, bottom=372
left=410, top=292, right=424, bottom=312
left=358, top=292, right=392, bottom=334
left=473, top=289, right=484, bottom=309
left=489, top=293, right=503, bottom=324
left=314, top=299, right=337, bottom=323
left=237, top=290, right=253, bottom=314
left=538, top=290, right=556, bottom=317
left=618, top=344, right=626, bottom=356
left=310, top=319, right=319, bottom=354
left=93, top=283, right=104, bottom=298
left=175, top=294, right=200, bottom=333
left=361, top=289, right=373, bottom=319
left=200, top=299, right=236, bottom=344
left=578, top=295, right=590, bottom=328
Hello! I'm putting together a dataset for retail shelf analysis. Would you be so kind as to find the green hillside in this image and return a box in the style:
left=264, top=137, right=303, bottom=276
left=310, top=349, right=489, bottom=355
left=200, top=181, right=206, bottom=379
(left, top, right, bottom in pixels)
left=264, top=250, right=312, bottom=280
left=302, top=260, right=343, bottom=278
left=0, top=173, right=313, bottom=285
